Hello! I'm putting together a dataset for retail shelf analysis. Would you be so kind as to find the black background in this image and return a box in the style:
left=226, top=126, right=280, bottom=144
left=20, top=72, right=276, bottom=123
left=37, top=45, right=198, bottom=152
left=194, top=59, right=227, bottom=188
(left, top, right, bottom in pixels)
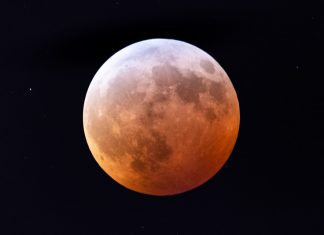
left=2, top=0, right=323, bottom=234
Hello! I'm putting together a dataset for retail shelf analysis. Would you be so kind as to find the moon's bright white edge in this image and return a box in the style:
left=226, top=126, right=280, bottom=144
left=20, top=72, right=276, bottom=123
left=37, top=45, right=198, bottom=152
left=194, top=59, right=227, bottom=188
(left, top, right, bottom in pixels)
left=89, top=38, right=232, bottom=98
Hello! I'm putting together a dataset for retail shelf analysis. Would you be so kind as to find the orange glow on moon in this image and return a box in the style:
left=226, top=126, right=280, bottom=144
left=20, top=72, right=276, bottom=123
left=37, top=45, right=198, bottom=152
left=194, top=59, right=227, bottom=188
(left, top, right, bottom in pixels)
left=83, top=39, right=240, bottom=196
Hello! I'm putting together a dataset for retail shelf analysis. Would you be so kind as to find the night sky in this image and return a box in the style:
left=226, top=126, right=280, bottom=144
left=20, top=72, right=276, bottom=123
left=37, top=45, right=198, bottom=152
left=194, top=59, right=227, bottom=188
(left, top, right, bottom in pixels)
left=2, top=0, right=323, bottom=234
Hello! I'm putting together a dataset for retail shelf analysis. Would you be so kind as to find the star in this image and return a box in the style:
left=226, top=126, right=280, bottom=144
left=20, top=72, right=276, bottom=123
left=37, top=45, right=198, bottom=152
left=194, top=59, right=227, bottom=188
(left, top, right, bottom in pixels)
left=29, top=87, right=32, bottom=92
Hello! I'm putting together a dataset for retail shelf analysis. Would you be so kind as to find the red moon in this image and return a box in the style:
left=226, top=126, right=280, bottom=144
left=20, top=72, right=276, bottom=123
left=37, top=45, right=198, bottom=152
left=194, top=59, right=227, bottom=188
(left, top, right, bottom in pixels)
left=83, top=39, right=240, bottom=196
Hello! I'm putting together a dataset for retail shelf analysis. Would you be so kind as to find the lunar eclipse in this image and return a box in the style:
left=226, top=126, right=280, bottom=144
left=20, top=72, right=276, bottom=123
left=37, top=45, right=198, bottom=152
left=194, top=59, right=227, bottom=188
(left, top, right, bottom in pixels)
left=83, top=39, right=240, bottom=196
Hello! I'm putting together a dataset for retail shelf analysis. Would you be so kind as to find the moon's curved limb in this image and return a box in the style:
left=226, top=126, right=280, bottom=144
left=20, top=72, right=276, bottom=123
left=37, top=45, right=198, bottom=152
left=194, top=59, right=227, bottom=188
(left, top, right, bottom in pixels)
left=83, top=39, right=240, bottom=196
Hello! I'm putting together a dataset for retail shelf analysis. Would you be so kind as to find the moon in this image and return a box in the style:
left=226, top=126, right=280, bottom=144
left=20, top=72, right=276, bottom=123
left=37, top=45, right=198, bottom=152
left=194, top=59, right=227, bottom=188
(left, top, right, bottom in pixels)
left=83, top=39, right=240, bottom=196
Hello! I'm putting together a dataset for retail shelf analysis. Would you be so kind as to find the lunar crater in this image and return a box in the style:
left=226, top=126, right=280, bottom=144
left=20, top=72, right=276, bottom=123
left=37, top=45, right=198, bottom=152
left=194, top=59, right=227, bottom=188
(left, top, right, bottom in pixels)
left=200, top=59, right=215, bottom=74
left=204, top=107, right=217, bottom=122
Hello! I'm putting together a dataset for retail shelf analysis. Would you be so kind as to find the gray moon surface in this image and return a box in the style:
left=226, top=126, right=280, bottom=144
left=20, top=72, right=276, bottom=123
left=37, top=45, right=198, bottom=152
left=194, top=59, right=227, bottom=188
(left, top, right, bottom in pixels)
left=83, top=39, right=240, bottom=196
